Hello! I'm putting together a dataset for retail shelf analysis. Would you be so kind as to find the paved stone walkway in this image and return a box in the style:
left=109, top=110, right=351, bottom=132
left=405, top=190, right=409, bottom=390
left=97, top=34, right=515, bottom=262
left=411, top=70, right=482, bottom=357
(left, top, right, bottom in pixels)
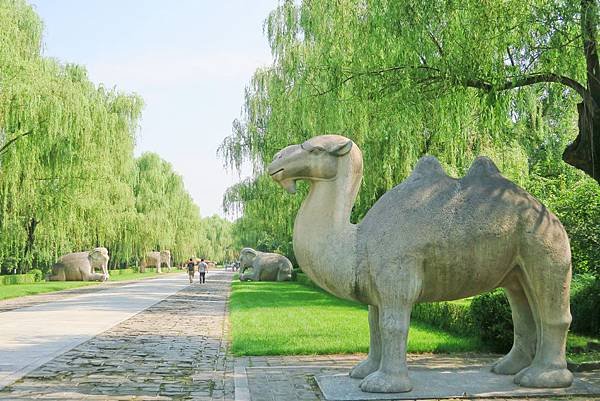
left=0, top=270, right=234, bottom=400
left=236, top=354, right=600, bottom=401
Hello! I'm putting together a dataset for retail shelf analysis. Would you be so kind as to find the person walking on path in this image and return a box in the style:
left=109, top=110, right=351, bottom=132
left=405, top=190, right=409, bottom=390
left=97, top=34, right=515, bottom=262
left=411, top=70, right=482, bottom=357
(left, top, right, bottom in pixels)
left=198, top=259, right=207, bottom=284
left=187, top=258, right=195, bottom=284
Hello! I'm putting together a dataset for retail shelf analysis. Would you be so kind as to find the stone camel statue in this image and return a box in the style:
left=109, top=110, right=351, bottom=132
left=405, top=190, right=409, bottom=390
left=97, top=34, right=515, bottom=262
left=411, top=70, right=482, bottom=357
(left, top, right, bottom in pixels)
left=268, top=135, right=573, bottom=393
left=140, top=250, right=171, bottom=273
left=239, top=248, right=293, bottom=282
left=48, top=247, right=110, bottom=282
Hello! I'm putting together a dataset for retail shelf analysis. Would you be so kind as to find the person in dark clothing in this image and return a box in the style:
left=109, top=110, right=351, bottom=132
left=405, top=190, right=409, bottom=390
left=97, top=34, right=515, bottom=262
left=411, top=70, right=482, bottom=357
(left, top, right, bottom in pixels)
left=187, top=258, right=195, bottom=284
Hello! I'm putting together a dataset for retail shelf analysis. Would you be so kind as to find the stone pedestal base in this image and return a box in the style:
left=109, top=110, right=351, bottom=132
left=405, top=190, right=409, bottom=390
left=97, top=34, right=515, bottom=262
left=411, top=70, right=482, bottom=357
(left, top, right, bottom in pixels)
left=316, top=368, right=600, bottom=401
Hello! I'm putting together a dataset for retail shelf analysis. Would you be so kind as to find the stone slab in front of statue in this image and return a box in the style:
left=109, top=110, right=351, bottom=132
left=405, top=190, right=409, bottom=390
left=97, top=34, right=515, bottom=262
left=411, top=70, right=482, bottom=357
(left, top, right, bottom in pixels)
left=316, top=369, right=600, bottom=400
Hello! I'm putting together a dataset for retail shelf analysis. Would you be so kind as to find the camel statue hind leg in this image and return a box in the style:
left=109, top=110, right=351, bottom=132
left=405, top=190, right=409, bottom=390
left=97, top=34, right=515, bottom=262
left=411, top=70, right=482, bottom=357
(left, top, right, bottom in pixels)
left=268, top=134, right=573, bottom=393
left=494, top=244, right=572, bottom=387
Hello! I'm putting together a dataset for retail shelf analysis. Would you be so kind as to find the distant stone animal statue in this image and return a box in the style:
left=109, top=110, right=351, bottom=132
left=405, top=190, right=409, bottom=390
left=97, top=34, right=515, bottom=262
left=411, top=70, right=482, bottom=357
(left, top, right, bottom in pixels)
left=160, top=250, right=172, bottom=272
left=140, top=250, right=171, bottom=273
left=49, top=247, right=110, bottom=282
left=239, top=248, right=293, bottom=282
left=269, top=135, right=573, bottom=393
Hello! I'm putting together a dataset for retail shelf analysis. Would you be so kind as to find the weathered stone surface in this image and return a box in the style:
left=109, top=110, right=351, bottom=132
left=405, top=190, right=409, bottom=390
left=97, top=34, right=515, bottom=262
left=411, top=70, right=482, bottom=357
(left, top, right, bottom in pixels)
left=236, top=354, right=600, bottom=401
left=316, top=369, right=600, bottom=400
left=140, top=250, right=171, bottom=273
left=48, top=247, right=110, bottom=282
left=0, top=271, right=234, bottom=400
left=269, top=135, right=574, bottom=392
left=239, top=248, right=293, bottom=282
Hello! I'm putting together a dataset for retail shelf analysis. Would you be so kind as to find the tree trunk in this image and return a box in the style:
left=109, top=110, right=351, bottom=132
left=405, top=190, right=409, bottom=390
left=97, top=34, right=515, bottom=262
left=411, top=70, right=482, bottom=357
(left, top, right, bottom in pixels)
left=563, top=102, right=600, bottom=182
left=568, top=0, right=600, bottom=183
left=23, top=217, right=38, bottom=271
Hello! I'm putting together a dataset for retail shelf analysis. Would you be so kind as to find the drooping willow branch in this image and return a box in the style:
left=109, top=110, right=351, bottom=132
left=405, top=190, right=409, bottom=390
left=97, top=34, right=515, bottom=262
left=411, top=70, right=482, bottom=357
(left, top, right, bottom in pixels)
left=0, top=129, right=34, bottom=158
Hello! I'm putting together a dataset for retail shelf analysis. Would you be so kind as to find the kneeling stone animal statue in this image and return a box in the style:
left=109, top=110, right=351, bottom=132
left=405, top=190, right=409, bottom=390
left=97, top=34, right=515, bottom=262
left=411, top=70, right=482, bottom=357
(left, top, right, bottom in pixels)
left=239, top=248, right=293, bottom=282
left=49, top=247, right=110, bottom=282
left=268, top=135, right=573, bottom=393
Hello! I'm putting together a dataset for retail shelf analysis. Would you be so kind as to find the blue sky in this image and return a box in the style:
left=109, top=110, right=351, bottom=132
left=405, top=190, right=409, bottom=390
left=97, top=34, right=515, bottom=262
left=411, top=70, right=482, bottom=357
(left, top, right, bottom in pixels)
left=29, top=0, right=277, bottom=217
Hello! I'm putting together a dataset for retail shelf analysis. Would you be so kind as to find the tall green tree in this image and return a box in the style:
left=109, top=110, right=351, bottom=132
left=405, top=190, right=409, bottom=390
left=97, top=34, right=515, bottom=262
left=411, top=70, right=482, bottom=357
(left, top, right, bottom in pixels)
left=0, top=0, right=216, bottom=272
left=220, top=0, right=599, bottom=273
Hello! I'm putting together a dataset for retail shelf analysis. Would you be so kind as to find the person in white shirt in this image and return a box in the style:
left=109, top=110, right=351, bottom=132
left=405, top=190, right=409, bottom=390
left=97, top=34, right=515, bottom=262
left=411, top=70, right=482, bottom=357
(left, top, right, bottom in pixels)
left=198, top=258, right=208, bottom=284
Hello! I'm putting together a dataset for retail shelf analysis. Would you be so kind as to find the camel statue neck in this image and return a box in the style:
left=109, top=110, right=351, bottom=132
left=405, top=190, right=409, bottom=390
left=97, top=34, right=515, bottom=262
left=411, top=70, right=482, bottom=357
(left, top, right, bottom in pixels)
left=293, top=148, right=363, bottom=301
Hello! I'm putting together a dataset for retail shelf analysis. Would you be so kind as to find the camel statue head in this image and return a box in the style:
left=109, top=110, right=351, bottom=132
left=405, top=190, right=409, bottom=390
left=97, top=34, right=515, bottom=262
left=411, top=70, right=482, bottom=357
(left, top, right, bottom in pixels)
left=89, top=247, right=110, bottom=281
left=268, top=135, right=360, bottom=194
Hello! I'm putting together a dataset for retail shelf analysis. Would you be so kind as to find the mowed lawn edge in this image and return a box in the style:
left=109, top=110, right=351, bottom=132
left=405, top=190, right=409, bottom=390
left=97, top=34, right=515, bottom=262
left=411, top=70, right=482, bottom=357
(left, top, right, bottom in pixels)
left=229, top=279, right=483, bottom=356
left=0, top=270, right=183, bottom=301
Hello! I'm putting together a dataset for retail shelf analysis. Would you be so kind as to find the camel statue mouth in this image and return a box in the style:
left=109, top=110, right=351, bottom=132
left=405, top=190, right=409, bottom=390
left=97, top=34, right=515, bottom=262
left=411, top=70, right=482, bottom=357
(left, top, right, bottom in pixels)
left=269, top=168, right=284, bottom=176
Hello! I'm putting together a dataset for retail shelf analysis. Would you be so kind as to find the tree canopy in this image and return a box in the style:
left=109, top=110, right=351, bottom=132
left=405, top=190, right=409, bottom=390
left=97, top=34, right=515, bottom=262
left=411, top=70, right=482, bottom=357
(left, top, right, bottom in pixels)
left=0, top=0, right=231, bottom=272
left=220, top=0, right=599, bottom=275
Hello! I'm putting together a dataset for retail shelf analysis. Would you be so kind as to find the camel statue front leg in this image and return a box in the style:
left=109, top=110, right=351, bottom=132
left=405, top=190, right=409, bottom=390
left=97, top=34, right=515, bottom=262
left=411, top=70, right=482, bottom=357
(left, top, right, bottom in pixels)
left=360, top=304, right=412, bottom=393
left=350, top=305, right=381, bottom=379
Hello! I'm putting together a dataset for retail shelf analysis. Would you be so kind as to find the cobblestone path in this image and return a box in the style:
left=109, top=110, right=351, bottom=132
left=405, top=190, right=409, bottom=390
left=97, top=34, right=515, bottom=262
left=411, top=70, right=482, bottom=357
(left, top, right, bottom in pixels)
left=0, top=270, right=234, bottom=401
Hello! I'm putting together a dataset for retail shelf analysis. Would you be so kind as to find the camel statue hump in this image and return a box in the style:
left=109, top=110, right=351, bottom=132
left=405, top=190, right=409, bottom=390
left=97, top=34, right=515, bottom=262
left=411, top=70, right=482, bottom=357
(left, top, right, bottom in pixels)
left=411, top=156, right=447, bottom=179
left=467, top=156, right=500, bottom=177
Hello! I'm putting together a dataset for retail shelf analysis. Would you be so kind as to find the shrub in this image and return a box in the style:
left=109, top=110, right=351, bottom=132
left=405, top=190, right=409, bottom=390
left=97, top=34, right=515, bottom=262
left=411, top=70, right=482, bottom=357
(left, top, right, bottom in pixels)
left=29, top=269, right=43, bottom=282
left=470, top=290, right=513, bottom=353
left=0, top=274, right=36, bottom=285
left=570, top=275, right=600, bottom=336
left=1, top=257, right=19, bottom=275
left=295, top=272, right=318, bottom=288
left=412, top=301, right=475, bottom=336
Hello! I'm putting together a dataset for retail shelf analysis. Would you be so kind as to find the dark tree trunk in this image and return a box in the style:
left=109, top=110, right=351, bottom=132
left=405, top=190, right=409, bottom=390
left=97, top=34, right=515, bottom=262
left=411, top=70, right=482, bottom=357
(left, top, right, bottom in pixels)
left=563, top=102, right=600, bottom=182
left=24, top=217, right=38, bottom=270
left=567, top=0, right=600, bottom=183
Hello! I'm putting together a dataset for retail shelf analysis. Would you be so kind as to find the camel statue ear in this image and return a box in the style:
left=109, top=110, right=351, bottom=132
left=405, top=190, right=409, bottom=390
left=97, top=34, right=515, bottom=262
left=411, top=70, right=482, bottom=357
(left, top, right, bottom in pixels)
left=328, top=139, right=352, bottom=156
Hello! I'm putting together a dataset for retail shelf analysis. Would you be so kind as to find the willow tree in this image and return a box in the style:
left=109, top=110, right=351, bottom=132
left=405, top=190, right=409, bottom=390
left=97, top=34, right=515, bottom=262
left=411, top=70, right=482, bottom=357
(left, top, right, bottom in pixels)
left=197, top=215, right=235, bottom=263
left=220, top=0, right=599, bottom=271
left=0, top=0, right=145, bottom=271
left=133, top=153, right=206, bottom=265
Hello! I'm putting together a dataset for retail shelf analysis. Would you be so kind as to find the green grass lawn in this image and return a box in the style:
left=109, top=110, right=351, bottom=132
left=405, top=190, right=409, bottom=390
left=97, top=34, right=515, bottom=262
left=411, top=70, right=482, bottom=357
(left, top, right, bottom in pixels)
left=229, top=280, right=482, bottom=356
left=0, top=270, right=183, bottom=300
left=0, top=281, right=98, bottom=300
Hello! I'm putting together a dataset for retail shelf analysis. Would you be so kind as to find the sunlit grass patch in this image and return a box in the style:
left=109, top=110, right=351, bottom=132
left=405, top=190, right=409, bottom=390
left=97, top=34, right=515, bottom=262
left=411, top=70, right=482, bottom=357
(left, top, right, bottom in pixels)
left=0, top=270, right=182, bottom=300
left=0, top=281, right=97, bottom=300
left=229, top=280, right=482, bottom=356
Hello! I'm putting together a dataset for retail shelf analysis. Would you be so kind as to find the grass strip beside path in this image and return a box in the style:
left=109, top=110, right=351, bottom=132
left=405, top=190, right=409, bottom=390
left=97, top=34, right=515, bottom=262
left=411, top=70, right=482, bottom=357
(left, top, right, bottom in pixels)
left=0, top=270, right=182, bottom=300
left=229, top=280, right=482, bottom=356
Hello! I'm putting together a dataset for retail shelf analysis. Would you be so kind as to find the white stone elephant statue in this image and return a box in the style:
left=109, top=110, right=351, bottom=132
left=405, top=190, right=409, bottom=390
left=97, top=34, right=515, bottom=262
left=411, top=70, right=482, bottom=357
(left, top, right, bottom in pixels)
left=48, top=247, right=110, bottom=282
left=140, top=250, right=171, bottom=273
left=239, top=248, right=293, bottom=282
left=269, top=135, right=573, bottom=392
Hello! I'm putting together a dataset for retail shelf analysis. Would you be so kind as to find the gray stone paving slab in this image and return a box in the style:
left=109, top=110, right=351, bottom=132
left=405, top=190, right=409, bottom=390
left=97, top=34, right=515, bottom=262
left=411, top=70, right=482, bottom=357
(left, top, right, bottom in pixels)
left=0, top=273, right=190, bottom=390
left=0, top=270, right=234, bottom=400
left=238, top=355, right=600, bottom=401
left=316, top=369, right=600, bottom=400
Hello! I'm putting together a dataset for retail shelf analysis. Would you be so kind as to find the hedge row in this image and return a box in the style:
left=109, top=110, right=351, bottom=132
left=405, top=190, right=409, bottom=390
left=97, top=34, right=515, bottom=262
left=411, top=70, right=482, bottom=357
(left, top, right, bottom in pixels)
left=0, top=267, right=159, bottom=285
left=0, top=273, right=37, bottom=285
left=295, top=272, right=600, bottom=353
left=412, top=300, right=476, bottom=336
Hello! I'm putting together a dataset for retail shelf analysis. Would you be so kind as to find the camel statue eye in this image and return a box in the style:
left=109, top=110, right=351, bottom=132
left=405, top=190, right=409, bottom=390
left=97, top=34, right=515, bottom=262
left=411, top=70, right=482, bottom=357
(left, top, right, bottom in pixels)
left=310, top=146, right=325, bottom=154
